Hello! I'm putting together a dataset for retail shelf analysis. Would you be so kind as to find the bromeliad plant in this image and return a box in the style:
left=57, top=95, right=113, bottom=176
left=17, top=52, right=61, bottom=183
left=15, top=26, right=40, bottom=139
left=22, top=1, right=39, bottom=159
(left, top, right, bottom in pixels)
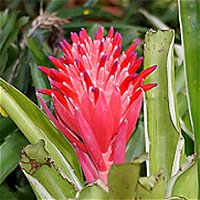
left=37, top=26, right=157, bottom=184
left=0, top=1, right=199, bottom=199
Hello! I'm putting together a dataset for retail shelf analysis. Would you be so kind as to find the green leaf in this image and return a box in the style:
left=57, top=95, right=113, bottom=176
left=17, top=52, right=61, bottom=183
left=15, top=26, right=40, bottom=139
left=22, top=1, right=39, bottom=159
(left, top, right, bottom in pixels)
left=178, top=1, right=200, bottom=196
left=0, top=9, right=9, bottom=29
left=108, top=162, right=141, bottom=199
left=0, top=183, right=17, bottom=200
left=20, top=140, right=76, bottom=199
left=21, top=172, right=54, bottom=200
left=30, top=63, right=51, bottom=104
left=77, top=184, right=109, bottom=199
left=0, top=130, right=28, bottom=184
left=166, top=154, right=199, bottom=199
left=46, top=0, right=68, bottom=13
left=139, top=8, right=169, bottom=30
left=172, top=162, right=198, bottom=200
left=137, top=170, right=165, bottom=199
left=3, top=16, right=29, bottom=52
left=144, top=29, right=181, bottom=181
left=0, top=11, right=17, bottom=51
left=26, top=38, right=52, bottom=67
left=0, top=78, right=83, bottom=189
left=0, top=116, right=17, bottom=141
left=27, top=38, right=51, bottom=102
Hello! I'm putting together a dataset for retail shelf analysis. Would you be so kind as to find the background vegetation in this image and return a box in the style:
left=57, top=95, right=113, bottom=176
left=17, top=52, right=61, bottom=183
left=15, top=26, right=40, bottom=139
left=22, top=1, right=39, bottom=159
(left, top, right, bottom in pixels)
left=0, top=0, right=199, bottom=199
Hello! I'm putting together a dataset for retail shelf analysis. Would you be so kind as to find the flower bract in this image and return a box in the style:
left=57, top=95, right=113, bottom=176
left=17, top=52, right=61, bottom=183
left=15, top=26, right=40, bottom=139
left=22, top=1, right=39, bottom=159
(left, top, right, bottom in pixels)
left=38, top=26, right=157, bottom=184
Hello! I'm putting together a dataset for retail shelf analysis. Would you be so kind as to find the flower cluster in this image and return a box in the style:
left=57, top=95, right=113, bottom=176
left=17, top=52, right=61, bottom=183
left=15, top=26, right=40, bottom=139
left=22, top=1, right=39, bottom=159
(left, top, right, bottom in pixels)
left=38, top=26, right=157, bottom=184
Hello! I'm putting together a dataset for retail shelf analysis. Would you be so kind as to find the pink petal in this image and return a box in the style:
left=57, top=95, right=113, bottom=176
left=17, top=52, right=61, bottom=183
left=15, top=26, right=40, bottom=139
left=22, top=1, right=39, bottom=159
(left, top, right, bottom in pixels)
left=37, top=89, right=52, bottom=96
left=93, top=91, right=114, bottom=152
left=128, top=56, right=143, bottom=75
left=114, top=120, right=128, bottom=164
left=142, top=83, right=158, bottom=92
left=79, top=28, right=89, bottom=42
left=75, top=108, right=107, bottom=171
left=112, top=32, right=122, bottom=47
left=107, top=26, right=114, bottom=39
left=37, top=93, right=86, bottom=151
left=125, top=92, right=143, bottom=142
left=131, top=65, right=157, bottom=92
left=52, top=94, right=77, bottom=133
left=125, top=39, right=140, bottom=56
left=49, top=56, right=66, bottom=70
left=74, top=145, right=98, bottom=183
left=94, top=26, right=104, bottom=40
left=71, top=32, right=79, bottom=44
left=109, top=87, right=122, bottom=134
left=79, top=92, right=95, bottom=129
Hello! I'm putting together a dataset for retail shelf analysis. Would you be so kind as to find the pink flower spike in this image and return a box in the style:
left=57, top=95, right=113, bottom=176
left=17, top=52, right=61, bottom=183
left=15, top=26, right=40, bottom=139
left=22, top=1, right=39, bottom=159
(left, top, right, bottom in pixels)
left=38, top=26, right=157, bottom=184
left=74, top=144, right=98, bottom=183
left=114, top=120, right=128, bottom=164
left=142, top=83, right=158, bottom=92
left=94, top=26, right=104, bottom=40
left=107, top=26, right=114, bottom=39
left=37, top=89, right=52, bottom=96
left=48, top=56, right=66, bottom=70
left=37, top=93, right=86, bottom=152
left=75, top=108, right=107, bottom=172
left=126, top=39, right=140, bottom=55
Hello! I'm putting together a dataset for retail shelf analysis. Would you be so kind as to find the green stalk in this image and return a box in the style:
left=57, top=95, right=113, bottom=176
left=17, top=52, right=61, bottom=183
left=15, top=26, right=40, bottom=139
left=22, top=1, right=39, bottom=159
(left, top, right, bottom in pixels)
left=144, top=29, right=181, bottom=184
left=178, top=0, right=200, bottom=197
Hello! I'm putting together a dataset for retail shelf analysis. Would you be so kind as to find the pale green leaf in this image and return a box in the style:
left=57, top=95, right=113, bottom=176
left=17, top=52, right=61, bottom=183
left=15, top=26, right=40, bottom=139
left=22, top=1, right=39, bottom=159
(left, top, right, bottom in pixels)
left=77, top=184, right=109, bottom=199
left=108, top=162, right=141, bottom=199
left=0, top=78, right=83, bottom=190
left=20, top=140, right=77, bottom=199
left=144, top=29, right=181, bottom=181
left=137, top=170, right=165, bottom=199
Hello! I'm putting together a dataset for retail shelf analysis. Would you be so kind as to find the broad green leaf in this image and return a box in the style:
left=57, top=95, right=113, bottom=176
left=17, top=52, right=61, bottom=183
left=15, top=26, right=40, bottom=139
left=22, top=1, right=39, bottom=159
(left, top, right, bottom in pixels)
left=0, top=50, right=8, bottom=75
left=166, top=154, right=199, bottom=199
left=46, top=0, right=68, bottom=13
left=172, top=162, right=198, bottom=200
left=8, top=51, right=31, bottom=92
left=30, top=63, right=50, bottom=90
left=108, top=162, right=141, bottom=199
left=0, top=11, right=17, bottom=51
left=26, top=38, right=52, bottom=67
left=178, top=1, right=200, bottom=195
left=0, top=117, right=17, bottom=141
left=0, top=9, right=9, bottom=29
left=3, top=16, right=29, bottom=52
left=136, top=170, right=165, bottom=199
left=0, top=11, right=28, bottom=52
left=0, top=130, right=28, bottom=184
left=22, top=172, right=54, bottom=200
left=0, top=78, right=83, bottom=190
left=27, top=38, right=51, bottom=103
left=144, top=30, right=181, bottom=181
left=30, top=63, right=51, bottom=104
left=20, top=140, right=76, bottom=199
left=77, top=184, right=109, bottom=199
left=0, top=183, right=17, bottom=200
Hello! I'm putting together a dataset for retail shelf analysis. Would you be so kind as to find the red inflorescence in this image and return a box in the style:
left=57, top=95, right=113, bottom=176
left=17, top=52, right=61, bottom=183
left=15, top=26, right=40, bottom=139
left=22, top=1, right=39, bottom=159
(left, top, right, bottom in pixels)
left=37, top=26, right=157, bottom=184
